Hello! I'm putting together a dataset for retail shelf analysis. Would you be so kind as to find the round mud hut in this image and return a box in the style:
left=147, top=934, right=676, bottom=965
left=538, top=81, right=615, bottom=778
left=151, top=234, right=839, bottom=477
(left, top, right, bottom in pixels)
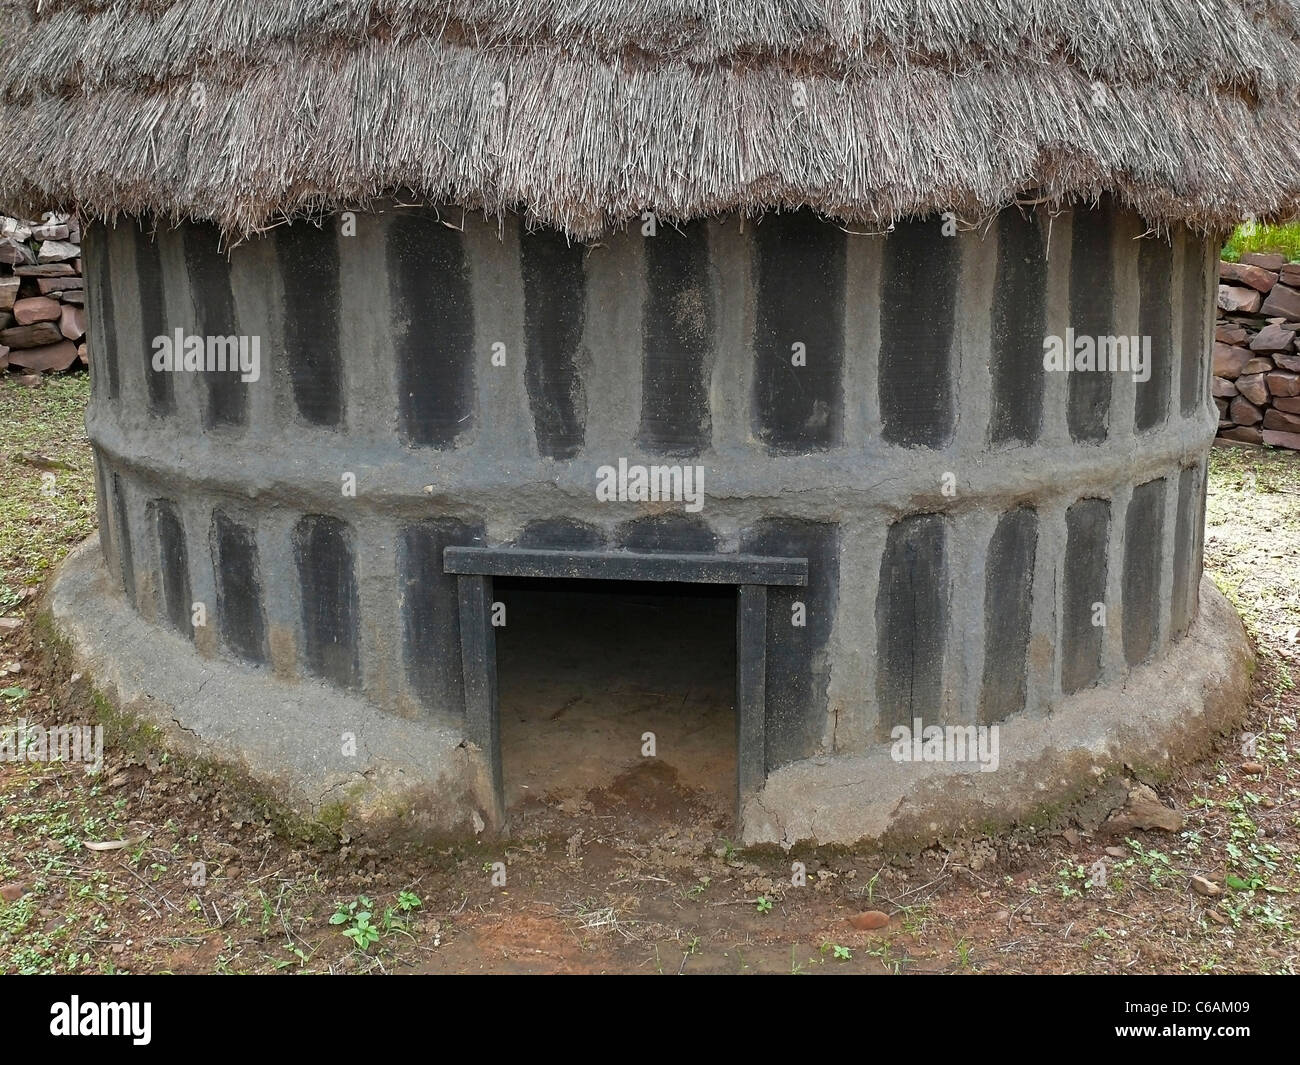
left=4, top=1, right=1285, bottom=845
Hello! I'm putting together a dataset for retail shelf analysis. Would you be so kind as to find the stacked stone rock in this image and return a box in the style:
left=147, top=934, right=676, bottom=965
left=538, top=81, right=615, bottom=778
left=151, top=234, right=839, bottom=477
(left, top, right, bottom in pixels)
left=0, top=212, right=85, bottom=380
left=1214, top=251, right=1300, bottom=449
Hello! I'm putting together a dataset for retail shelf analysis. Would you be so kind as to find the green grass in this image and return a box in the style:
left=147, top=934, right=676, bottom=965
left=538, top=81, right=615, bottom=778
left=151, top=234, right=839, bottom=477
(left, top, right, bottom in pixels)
left=1204, top=446, right=1300, bottom=639
left=0, top=768, right=133, bottom=974
left=1221, top=221, right=1300, bottom=264
left=0, top=375, right=95, bottom=613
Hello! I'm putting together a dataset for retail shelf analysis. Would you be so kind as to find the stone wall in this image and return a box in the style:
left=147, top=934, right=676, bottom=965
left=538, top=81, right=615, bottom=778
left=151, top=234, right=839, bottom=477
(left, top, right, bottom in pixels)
left=1214, top=252, right=1300, bottom=448
left=0, top=212, right=85, bottom=379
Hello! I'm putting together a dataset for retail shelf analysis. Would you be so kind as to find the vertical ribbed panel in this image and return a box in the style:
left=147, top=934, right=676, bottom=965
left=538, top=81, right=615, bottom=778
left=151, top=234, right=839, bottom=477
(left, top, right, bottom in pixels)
left=741, top=519, right=838, bottom=769
left=639, top=220, right=713, bottom=456
left=1062, top=498, right=1110, bottom=692
left=93, top=456, right=114, bottom=572
left=88, top=224, right=120, bottom=400
left=110, top=472, right=134, bottom=602
left=211, top=510, right=268, bottom=665
left=880, top=218, right=957, bottom=448
left=134, top=224, right=174, bottom=415
left=390, top=213, right=475, bottom=448
left=276, top=223, right=343, bottom=427
left=1068, top=204, right=1115, bottom=442
left=518, top=518, right=607, bottom=550
left=980, top=507, right=1037, bottom=723
left=1170, top=465, right=1198, bottom=637
left=521, top=229, right=587, bottom=459
left=151, top=499, right=192, bottom=638
left=876, top=514, right=949, bottom=730
left=294, top=515, right=361, bottom=690
left=1122, top=479, right=1166, bottom=665
left=1181, top=236, right=1210, bottom=415
left=400, top=519, right=484, bottom=718
left=182, top=223, right=246, bottom=428
left=754, top=211, right=845, bottom=451
left=989, top=211, right=1046, bottom=445
left=1136, top=237, right=1174, bottom=432
left=616, top=514, right=717, bottom=553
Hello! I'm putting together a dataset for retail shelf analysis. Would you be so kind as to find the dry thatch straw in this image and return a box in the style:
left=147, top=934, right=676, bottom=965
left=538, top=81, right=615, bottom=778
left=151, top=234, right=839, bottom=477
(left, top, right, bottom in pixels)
left=0, top=0, right=1298, bottom=238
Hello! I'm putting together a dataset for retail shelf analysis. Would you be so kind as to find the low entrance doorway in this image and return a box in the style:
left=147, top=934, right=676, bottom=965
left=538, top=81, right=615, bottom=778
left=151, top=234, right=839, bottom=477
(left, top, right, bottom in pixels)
left=495, top=577, right=735, bottom=825
left=444, top=547, right=808, bottom=829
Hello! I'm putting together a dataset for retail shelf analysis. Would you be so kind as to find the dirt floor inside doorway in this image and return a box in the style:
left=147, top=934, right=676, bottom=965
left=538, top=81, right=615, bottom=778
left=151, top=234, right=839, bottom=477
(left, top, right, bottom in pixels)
left=495, top=578, right=737, bottom=835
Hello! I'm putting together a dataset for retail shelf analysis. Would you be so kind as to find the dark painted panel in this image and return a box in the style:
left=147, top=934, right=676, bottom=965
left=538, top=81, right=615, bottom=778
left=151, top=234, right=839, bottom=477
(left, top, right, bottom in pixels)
left=93, top=456, right=114, bottom=572
left=111, top=473, right=135, bottom=603
left=753, top=211, right=845, bottom=452
left=615, top=514, right=717, bottom=553
left=1123, top=479, right=1166, bottom=666
left=1068, top=204, right=1115, bottom=442
left=989, top=211, right=1047, bottom=445
left=980, top=507, right=1037, bottom=723
left=736, top=583, right=768, bottom=806
left=1181, top=238, right=1210, bottom=415
left=211, top=510, right=268, bottom=665
left=1192, top=459, right=1208, bottom=620
left=389, top=212, right=475, bottom=448
left=876, top=514, right=948, bottom=731
left=1062, top=498, right=1110, bottom=693
left=517, top=518, right=607, bottom=550
left=740, top=520, right=838, bottom=769
left=88, top=224, right=120, bottom=400
left=293, top=515, right=361, bottom=690
left=134, top=224, right=174, bottom=415
left=639, top=220, right=713, bottom=455
left=521, top=229, right=587, bottom=459
left=880, top=218, right=958, bottom=448
left=275, top=223, right=343, bottom=426
left=1170, top=466, right=1197, bottom=637
left=1135, top=237, right=1174, bottom=432
left=182, top=223, right=246, bottom=428
left=151, top=499, right=192, bottom=639
left=400, top=519, right=485, bottom=718
left=458, top=574, right=501, bottom=820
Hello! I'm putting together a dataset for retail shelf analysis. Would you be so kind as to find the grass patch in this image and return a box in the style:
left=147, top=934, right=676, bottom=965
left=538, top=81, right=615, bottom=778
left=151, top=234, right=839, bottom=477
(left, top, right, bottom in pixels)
left=1204, top=446, right=1300, bottom=640
left=0, top=375, right=94, bottom=613
left=1221, top=220, right=1300, bottom=264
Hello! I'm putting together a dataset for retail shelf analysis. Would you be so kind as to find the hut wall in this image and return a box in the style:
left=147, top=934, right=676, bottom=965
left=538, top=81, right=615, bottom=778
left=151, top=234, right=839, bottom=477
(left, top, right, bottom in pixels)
left=83, top=203, right=1216, bottom=770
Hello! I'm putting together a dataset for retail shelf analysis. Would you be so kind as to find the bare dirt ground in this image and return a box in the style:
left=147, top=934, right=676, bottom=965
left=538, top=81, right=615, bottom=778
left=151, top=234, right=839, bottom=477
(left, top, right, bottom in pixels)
left=1, top=375, right=1297, bottom=974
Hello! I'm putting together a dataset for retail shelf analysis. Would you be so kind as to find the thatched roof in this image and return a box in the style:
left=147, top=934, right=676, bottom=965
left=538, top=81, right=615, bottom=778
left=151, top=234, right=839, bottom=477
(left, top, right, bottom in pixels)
left=1, top=0, right=1298, bottom=238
